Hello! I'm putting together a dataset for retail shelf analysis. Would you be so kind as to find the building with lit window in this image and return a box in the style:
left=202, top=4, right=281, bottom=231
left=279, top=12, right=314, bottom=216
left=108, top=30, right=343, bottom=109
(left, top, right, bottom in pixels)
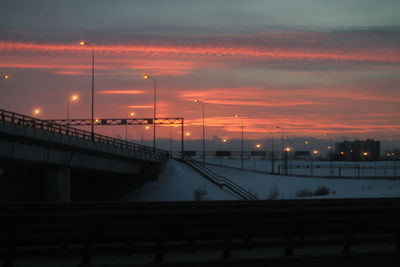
left=334, top=139, right=380, bottom=161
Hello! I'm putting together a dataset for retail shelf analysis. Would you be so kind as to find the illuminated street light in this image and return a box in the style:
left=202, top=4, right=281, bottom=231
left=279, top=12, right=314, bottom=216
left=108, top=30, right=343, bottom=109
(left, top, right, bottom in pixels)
left=79, top=40, right=95, bottom=139
left=222, top=138, right=228, bottom=143
left=125, top=112, right=135, bottom=141
left=142, top=125, right=150, bottom=145
left=235, top=114, right=244, bottom=171
left=169, top=124, right=179, bottom=153
left=363, top=152, right=369, bottom=156
left=33, top=108, right=41, bottom=116
left=285, top=147, right=291, bottom=152
left=143, top=75, right=157, bottom=151
left=255, top=144, right=262, bottom=149
left=185, top=132, right=191, bottom=137
left=268, top=131, right=276, bottom=174
left=312, top=150, right=319, bottom=155
left=67, top=94, right=79, bottom=127
left=1, top=75, right=9, bottom=80
left=194, top=99, right=206, bottom=166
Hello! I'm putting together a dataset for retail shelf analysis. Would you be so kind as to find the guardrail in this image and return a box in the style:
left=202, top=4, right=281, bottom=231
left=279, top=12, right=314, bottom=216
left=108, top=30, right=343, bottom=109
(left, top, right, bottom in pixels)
left=204, top=161, right=400, bottom=180
left=1, top=198, right=399, bottom=266
left=183, top=157, right=258, bottom=200
left=0, top=108, right=169, bottom=158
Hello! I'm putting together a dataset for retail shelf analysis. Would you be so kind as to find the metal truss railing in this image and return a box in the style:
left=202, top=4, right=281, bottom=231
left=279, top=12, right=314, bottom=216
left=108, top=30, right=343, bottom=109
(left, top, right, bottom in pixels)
left=42, top=117, right=185, bottom=157
left=43, top=118, right=183, bottom=126
left=0, top=109, right=169, bottom=158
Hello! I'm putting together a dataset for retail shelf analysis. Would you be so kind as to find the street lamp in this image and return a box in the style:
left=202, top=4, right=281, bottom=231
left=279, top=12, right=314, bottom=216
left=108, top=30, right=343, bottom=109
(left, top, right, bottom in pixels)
left=143, top=75, right=157, bottom=151
left=32, top=108, right=41, bottom=117
left=235, top=114, right=244, bottom=171
left=1, top=75, right=9, bottom=80
left=142, top=125, right=150, bottom=145
left=219, top=138, right=228, bottom=166
left=268, top=131, right=276, bottom=174
left=67, top=94, right=79, bottom=127
left=276, top=126, right=285, bottom=157
left=170, top=124, right=178, bottom=154
left=125, top=112, right=135, bottom=141
left=79, top=41, right=95, bottom=139
left=194, top=99, right=206, bottom=166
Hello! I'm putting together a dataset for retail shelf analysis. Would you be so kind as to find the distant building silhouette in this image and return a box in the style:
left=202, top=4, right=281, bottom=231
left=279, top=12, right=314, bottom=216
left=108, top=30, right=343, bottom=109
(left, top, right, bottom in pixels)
left=334, top=139, right=380, bottom=161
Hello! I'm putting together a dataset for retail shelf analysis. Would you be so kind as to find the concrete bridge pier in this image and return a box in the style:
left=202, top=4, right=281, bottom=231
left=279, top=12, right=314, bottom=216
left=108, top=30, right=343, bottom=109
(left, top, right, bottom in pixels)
left=44, top=168, right=71, bottom=202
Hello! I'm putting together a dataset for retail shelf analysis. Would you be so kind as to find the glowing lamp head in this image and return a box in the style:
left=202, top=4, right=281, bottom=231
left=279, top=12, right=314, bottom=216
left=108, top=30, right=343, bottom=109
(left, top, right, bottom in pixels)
left=305, top=141, right=309, bottom=144
left=79, top=41, right=87, bottom=46
left=143, top=75, right=150, bottom=79
left=312, top=150, right=319, bottom=155
left=94, top=119, right=100, bottom=123
left=363, top=152, right=369, bottom=156
left=70, top=94, right=79, bottom=102
left=285, top=147, right=291, bottom=152
left=193, top=99, right=200, bottom=103
left=33, top=108, right=40, bottom=115
left=129, top=112, right=135, bottom=117
left=222, top=138, right=227, bottom=143
left=328, top=146, right=332, bottom=150
left=145, top=126, right=150, bottom=130
left=256, top=144, right=262, bottom=148
left=174, top=124, right=178, bottom=127
left=185, top=132, right=191, bottom=136
left=234, top=114, right=240, bottom=118
left=340, top=151, right=345, bottom=155
left=2, top=75, right=9, bottom=79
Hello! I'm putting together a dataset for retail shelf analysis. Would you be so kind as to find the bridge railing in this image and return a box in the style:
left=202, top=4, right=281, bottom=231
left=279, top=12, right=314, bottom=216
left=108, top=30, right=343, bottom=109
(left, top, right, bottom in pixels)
left=183, top=156, right=258, bottom=200
left=0, top=109, right=169, bottom=158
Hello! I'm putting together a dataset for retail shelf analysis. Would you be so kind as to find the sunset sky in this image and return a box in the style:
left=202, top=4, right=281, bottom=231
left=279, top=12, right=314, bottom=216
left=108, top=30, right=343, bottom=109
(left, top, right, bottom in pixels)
left=1, top=0, right=399, bottom=150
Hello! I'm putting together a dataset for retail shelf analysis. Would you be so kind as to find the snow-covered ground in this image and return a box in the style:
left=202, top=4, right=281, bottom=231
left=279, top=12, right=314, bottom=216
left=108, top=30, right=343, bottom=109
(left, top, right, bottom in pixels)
left=124, top=159, right=400, bottom=202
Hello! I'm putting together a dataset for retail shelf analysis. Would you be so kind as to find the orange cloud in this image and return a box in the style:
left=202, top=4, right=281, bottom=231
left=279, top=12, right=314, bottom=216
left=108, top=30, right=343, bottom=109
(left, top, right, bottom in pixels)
left=1, top=41, right=399, bottom=63
left=128, top=105, right=153, bottom=109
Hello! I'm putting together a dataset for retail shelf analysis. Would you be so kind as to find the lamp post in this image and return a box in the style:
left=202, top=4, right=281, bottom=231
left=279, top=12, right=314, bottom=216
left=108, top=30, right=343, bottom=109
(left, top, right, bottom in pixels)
left=1, top=75, right=9, bottom=80
left=219, top=138, right=228, bottom=166
left=194, top=99, right=206, bottom=166
left=125, top=112, right=135, bottom=141
left=143, top=75, right=157, bottom=151
left=235, top=115, right=244, bottom=171
left=326, top=133, right=333, bottom=177
left=170, top=124, right=178, bottom=154
left=268, top=131, right=275, bottom=174
left=142, top=125, right=150, bottom=145
left=67, top=94, right=79, bottom=128
left=79, top=41, right=95, bottom=140
left=276, top=126, right=285, bottom=174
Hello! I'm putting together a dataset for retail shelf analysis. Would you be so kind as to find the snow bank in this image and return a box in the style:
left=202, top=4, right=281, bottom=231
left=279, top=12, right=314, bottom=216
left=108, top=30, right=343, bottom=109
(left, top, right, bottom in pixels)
left=121, top=159, right=400, bottom=202
left=121, top=159, right=239, bottom=201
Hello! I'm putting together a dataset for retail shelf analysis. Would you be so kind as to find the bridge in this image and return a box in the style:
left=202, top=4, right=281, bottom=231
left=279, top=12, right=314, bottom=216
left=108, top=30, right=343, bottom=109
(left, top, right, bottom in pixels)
left=0, top=109, right=170, bottom=202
